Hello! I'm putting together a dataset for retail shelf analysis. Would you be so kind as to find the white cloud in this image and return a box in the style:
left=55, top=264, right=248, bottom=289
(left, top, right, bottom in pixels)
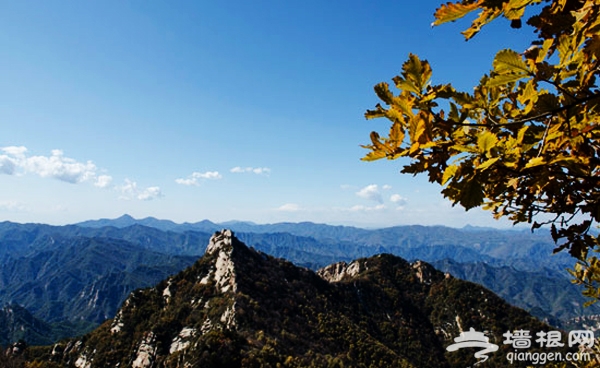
left=196, top=171, right=222, bottom=179
left=94, top=175, right=113, bottom=188
left=276, top=203, right=301, bottom=212
left=0, top=155, right=17, bottom=175
left=230, top=166, right=271, bottom=175
left=2, top=146, right=27, bottom=157
left=390, top=194, right=407, bottom=205
left=24, top=149, right=97, bottom=183
left=1, top=146, right=163, bottom=202
left=137, top=186, right=163, bottom=201
left=118, top=179, right=163, bottom=201
left=349, top=204, right=386, bottom=212
left=176, top=171, right=222, bottom=186
left=118, top=179, right=137, bottom=199
left=175, top=178, right=195, bottom=186
left=382, top=184, right=392, bottom=190
left=0, top=146, right=109, bottom=186
left=356, top=184, right=383, bottom=203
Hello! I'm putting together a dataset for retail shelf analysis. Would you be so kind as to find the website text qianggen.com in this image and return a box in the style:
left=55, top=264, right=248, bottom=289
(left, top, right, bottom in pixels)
left=506, top=350, right=591, bottom=365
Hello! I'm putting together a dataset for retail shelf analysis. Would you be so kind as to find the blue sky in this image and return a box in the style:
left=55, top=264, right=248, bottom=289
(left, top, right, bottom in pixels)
left=1, top=1, right=535, bottom=227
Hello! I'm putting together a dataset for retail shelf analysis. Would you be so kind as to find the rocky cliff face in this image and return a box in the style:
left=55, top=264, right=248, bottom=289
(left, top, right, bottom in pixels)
left=29, top=230, right=557, bottom=368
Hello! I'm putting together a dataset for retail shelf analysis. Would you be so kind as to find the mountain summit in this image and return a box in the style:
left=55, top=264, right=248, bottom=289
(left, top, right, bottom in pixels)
left=31, top=230, right=554, bottom=367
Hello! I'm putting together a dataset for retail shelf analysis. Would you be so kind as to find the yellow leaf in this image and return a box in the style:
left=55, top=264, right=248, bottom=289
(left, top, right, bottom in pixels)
left=461, top=8, right=502, bottom=40
left=368, top=131, right=392, bottom=156
left=409, top=141, right=421, bottom=155
left=401, top=54, right=432, bottom=94
left=389, top=121, right=405, bottom=147
left=503, top=0, right=536, bottom=20
left=433, top=1, right=482, bottom=26
left=374, top=82, right=394, bottom=105
left=442, top=165, right=458, bottom=185
left=536, top=39, right=554, bottom=63
left=517, top=125, right=529, bottom=144
left=488, top=49, right=532, bottom=86
left=411, top=112, right=432, bottom=144
left=395, top=79, right=421, bottom=95
left=487, top=73, right=528, bottom=86
left=361, top=150, right=387, bottom=162
left=477, top=131, right=498, bottom=154
left=385, top=105, right=405, bottom=125
left=517, top=80, right=538, bottom=105
left=493, top=49, right=531, bottom=75
left=549, top=155, right=578, bottom=165
left=524, top=156, right=546, bottom=168
left=392, top=95, right=415, bottom=118
left=451, top=144, right=478, bottom=153
left=478, top=157, right=500, bottom=171
left=364, top=104, right=386, bottom=120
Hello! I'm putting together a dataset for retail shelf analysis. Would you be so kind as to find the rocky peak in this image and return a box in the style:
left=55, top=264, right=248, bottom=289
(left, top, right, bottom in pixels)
left=202, top=229, right=237, bottom=293
left=412, top=260, right=437, bottom=284
left=317, top=260, right=363, bottom=282
left=205, top=229, right=235, bottom=254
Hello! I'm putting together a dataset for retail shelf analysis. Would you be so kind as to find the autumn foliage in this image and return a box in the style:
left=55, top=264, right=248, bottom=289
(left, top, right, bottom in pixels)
left=363, top=0, right=600, bottom=301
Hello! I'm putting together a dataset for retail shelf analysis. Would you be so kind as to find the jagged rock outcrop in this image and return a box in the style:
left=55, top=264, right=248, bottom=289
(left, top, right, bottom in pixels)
left=28, top=230, right=561, bottom=368
left=316, top=260, right=363, bottom=282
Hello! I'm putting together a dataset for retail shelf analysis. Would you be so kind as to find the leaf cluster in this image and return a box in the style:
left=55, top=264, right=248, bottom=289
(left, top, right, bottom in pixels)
left=363, top=0, right=600, bottom=301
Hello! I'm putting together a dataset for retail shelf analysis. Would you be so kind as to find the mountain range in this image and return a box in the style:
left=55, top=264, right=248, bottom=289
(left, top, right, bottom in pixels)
left=77, top=214, right=576, bottom=272
left=24, top=230, right=565, bottom=367
left=0, top=215, right=596, bottom=350
left=68, top=215, right=600, bottom=320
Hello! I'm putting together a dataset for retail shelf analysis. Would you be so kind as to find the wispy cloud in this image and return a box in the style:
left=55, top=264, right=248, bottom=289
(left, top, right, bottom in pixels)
left=0, top=152, right=18, bottom=174
left=175, top=171, right=222, bottom=186
left=1, top=146, right=163, bottom=203
left=390, top=194, right=408, bottom=210
left=390, top=194, right=407, bottom=205
left=276, top=203, right=301, bottom=212
left=94, top=175, right=113, bottom=188
left=137, top=187, right=162, bottom=201
left=1, top=146, right=113, bottom=186
left=349, top=204, right=386, bottom=212
left=356, top=184, right=383, bottom=203
left=118, top=179, right=163, bottom=201
left=0, top=200, right=27, bottom=212
left=230, top=166, right=271, bottom=175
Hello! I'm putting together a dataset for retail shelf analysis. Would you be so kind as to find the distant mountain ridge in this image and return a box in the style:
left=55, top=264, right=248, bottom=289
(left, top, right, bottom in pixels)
left=0, top=216, right=596, bottom=348
left=71, top=215, right=600, bottom=326
left=28, top=230, right=560, bottom=367
left=75, top=214, right=574, bottom=273
left=76, top=214, right=220, bottom=233
left=6, top=216, right=566, bottom=273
